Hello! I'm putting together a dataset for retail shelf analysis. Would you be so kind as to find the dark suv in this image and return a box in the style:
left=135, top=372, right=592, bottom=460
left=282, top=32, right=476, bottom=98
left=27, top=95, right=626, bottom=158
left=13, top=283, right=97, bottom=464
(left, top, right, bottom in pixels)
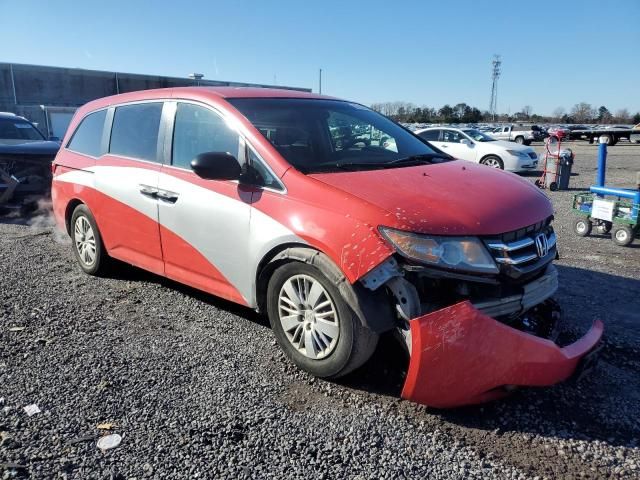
left=0, top=112, right=60, bottom=205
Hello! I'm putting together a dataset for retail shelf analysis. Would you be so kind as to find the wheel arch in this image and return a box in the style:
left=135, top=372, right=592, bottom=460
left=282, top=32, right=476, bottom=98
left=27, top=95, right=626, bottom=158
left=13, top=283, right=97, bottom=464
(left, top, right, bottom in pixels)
left=480, top=153, right=503, bottom=163
left=256, top=244, right=395, bottom=333
left=64, top=198, right=84, bottom=235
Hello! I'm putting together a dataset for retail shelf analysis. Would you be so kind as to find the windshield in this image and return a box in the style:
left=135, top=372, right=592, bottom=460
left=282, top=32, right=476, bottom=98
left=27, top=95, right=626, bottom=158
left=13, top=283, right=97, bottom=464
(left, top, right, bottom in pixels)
left=462, top=129, right=496, bottom=142
left=0, top=118, right=45, bottom=142
left=228, top=98, right=448, bottom=173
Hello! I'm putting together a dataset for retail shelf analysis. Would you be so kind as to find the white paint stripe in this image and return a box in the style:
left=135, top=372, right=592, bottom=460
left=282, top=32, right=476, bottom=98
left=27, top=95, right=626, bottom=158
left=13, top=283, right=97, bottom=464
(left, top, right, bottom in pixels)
left=57, top=165, right=306, bottom=306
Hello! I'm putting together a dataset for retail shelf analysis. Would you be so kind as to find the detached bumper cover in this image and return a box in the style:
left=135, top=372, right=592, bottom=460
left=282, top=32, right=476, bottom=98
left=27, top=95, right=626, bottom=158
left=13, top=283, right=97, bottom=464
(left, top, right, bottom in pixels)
left=401, top=301, right=604, bottom=408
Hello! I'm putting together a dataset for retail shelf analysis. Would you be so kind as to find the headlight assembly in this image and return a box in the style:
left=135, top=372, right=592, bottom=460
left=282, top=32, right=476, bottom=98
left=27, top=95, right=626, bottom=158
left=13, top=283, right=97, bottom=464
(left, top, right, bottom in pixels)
left=379, top=227, right=499, bottom=274
left=506, top=149, right=528, bottom=158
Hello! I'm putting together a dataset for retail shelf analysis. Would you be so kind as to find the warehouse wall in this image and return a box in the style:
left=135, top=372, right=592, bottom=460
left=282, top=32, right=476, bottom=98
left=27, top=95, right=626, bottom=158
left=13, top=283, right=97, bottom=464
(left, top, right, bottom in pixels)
left=0, top=62, right=310, bottom=138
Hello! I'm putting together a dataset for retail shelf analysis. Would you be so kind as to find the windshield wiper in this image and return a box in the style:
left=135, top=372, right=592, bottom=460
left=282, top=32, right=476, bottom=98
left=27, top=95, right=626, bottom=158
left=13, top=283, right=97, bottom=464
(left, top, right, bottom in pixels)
left=385, top=153, right=449, bottom=166
left=308, top=162, right=389, bottom=173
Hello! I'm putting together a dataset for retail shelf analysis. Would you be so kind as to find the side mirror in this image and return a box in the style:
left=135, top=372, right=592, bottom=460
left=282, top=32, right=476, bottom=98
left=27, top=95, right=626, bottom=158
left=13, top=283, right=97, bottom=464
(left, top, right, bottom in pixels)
left=48, top=136, right=61, bottom=142
left=460, top=138, right=472, bottom=146
left=191, top=152, right=241, bottom=180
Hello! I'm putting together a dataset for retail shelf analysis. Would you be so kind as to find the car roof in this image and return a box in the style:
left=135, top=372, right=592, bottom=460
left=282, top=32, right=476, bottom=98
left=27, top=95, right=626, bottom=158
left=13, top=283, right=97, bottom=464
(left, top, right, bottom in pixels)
left=80, top=86, right=332, bottom=111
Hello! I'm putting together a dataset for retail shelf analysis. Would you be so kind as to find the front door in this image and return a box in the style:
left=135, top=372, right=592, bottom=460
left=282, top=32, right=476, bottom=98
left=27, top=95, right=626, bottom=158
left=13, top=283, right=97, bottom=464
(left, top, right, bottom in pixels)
left=157, top=101, right=251, bottom=306
left=437, top=129, right=476, bottom=162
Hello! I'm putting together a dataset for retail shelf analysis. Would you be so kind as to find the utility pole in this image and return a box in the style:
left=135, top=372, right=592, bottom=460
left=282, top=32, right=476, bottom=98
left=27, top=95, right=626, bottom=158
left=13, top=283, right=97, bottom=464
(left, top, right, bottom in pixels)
left=319, top=68, right=322, bottom=95
left=489, top=55, right=501, bottom=121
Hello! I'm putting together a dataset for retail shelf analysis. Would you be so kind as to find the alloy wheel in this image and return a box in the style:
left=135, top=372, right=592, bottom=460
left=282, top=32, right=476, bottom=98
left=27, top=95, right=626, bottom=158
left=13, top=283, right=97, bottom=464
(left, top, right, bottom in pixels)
left=74, top=216, right=97, bottom=266
left=278, top=274, right=339, bottom=360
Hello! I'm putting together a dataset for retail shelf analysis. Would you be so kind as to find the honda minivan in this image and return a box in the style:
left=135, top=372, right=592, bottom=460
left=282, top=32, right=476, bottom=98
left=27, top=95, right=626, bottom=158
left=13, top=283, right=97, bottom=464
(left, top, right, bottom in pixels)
left=52, top=87, right=603, bottom=408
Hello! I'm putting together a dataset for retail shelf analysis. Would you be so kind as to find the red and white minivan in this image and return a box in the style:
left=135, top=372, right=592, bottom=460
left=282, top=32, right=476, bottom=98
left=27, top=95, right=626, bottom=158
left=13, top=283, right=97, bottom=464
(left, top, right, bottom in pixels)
left=51, top=87, right=603, bottom=407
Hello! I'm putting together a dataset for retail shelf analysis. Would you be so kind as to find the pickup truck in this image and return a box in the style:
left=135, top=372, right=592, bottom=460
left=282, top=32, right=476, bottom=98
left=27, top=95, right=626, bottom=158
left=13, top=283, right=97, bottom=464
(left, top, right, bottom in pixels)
left=489, top=125, right=542, bottom=145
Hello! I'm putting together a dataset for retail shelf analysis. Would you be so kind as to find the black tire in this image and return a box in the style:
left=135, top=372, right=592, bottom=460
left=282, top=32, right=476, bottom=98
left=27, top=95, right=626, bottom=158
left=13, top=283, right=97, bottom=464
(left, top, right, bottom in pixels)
left=602, top=133, right=614, bottom=145
left=480, top=155, right=504, bottom=169
left=595, top=221, right=612, bottom=234
left=515, top=136, right=525, bottom=144
left=70, top=204, right=110, bottom=275
left=612, top=225, right=634, bottom=246
left=524, top=140, right=532, bottom=146
left=574, top=217, right=592, bottom=237
left=267, top=261, right=378, bottom=379
left=549, top=182, right=558, bottom=191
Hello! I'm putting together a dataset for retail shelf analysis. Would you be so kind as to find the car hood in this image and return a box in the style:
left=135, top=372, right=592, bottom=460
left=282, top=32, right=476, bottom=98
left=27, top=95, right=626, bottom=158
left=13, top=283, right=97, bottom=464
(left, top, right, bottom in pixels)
left=309, top=160, right=552, bottom=236
left=488, top=140, right=532, bottom=151
left=0, top=140, right=60, bottom=156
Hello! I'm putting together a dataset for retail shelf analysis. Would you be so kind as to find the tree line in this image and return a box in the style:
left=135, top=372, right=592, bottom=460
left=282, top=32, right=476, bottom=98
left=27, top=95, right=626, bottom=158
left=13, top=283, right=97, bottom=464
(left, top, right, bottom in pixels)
left=370, top=101, right=640, bottom=125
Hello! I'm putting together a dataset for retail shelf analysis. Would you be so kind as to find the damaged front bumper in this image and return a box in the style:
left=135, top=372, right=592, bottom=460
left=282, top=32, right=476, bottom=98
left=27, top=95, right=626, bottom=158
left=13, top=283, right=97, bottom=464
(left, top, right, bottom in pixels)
left=401, top=300, right=604, bottom=408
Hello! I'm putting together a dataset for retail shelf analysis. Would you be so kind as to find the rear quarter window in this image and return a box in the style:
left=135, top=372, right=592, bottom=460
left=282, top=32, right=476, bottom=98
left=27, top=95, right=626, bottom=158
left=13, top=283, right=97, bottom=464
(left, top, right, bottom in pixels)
left=67, top=109, right=107, bottom=157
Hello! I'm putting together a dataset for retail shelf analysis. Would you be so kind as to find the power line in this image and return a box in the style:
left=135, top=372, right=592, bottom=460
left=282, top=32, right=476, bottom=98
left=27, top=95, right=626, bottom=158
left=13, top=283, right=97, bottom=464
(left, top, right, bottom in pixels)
left=489, top=55, right=501, bottom=121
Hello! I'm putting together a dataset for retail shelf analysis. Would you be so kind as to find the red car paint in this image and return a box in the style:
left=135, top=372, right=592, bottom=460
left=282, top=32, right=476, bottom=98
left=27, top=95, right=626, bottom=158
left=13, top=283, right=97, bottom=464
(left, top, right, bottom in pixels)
left=52, top=87, right=603, bottom=408
left=401, top=302, right=604, bottom=408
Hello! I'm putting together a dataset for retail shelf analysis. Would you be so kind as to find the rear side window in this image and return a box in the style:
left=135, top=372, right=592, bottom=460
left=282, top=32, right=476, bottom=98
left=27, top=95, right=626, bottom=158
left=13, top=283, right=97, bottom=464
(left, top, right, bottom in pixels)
left=109, top=103, right=163, bottom=162
left=172, top=103, right=239, bottom=169
left=67, top=110, right=107, bottom=157
left=419, top=130, right=440, bottom=141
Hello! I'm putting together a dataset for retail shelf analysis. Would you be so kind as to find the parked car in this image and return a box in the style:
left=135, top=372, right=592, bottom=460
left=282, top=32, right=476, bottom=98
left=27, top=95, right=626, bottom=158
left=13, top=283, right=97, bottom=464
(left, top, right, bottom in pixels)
left=414, top=127, right=538, bottom=172
left=51, top=87, right=602, bottom=408
left=489, top=125, right=540, bottom=145
left=0, top=112, right=60, bottom=206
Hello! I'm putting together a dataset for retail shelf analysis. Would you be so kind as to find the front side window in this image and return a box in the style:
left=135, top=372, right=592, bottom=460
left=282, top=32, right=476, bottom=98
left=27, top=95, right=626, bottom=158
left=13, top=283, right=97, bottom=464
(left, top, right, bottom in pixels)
left=228, top=98, right=448, bottom=173
left=0, top=118, right=45, bottom=143
left=67, top=109, right=107, bottom=157
left=461, top=129, right=496, bottom=142
left=441, top=130, right=464, bottom=143
left=172, top=103, right=240, bottom=169
left=109, top=103, right=163, bottom=162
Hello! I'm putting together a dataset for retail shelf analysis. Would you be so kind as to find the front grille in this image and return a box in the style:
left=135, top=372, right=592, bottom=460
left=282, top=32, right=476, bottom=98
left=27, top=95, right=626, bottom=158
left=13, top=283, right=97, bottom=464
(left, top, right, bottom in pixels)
left=483, top=218, right=556, bottom=281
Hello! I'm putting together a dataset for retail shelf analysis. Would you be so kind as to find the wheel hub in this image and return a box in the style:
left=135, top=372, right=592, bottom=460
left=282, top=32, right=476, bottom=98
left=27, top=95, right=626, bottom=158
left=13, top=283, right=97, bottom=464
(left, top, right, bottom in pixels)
left=278, top=274, right=339, bottom=360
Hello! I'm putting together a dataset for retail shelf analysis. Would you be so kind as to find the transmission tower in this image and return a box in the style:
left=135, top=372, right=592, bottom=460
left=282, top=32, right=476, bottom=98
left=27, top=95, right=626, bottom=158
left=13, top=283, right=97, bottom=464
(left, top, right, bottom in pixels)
left=489, top=55, right=501, bottom=121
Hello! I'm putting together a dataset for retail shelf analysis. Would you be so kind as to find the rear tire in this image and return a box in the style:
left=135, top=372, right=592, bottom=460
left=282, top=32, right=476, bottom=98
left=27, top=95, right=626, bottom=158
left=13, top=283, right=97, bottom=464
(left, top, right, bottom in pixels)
left=612, top=225, right=634, bottom=246
left=267, top=261, right=378, bottom=379
left=481, top=155, right=504, bottom=169
left=70, top=204, right=110, bottom=276
left=574, top=217, right=592, bottom=237
left=515, top=136, right=524, bottom=144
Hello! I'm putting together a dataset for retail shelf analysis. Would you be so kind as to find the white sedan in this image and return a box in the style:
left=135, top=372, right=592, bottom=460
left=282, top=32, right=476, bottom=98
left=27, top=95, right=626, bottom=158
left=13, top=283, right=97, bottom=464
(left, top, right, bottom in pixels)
left=414, top=127, right=538, bottom=172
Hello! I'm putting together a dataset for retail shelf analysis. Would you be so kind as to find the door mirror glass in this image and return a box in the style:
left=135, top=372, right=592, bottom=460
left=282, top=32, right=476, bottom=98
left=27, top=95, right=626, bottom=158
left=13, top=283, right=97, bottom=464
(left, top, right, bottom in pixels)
left=460, top=138, right=471, bottom=145
left=191, top=152, right=241, bottom=180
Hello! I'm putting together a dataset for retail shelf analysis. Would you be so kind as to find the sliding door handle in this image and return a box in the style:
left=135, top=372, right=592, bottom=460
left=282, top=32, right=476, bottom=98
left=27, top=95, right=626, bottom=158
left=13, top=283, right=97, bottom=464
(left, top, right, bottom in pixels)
left=156, top=189, right=180, bottom=204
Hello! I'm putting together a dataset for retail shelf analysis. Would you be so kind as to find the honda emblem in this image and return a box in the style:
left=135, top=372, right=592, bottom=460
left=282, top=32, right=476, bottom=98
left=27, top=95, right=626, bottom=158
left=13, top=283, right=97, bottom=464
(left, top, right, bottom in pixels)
left=535, top=233, right=549, bottom=258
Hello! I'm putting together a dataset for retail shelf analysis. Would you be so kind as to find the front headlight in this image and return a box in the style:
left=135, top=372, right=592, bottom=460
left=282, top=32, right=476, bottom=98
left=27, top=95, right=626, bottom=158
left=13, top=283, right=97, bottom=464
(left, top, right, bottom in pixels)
left=379, top=227, right=499, bottom=274
left=506, top=149, right=528, bottom=158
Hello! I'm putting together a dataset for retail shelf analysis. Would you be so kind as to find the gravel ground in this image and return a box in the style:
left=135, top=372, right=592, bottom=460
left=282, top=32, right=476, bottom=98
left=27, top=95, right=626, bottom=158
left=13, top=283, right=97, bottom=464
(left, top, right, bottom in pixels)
left=1, top=141, right=639, bottom=479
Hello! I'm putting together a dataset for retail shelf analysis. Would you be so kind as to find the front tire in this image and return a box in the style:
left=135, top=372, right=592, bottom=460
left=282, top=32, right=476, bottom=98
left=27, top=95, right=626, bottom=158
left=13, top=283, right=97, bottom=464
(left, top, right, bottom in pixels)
left=70, top=204, right=110, bottom=275
left=267, top=261, right=378, bottom=379
left=612, top=225, right=634, bottom=246
left=481, top=155, right=504, bottom=169
left=574, top=217, right=592, bottom=237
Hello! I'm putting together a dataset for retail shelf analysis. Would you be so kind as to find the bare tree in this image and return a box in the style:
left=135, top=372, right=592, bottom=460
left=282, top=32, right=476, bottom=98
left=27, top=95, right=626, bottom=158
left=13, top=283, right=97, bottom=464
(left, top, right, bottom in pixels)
left=552, top=107, right=565, bottom=122
left=614, top=108, right=630, bottom=123
left=570, top=103, right=596, bottom=123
